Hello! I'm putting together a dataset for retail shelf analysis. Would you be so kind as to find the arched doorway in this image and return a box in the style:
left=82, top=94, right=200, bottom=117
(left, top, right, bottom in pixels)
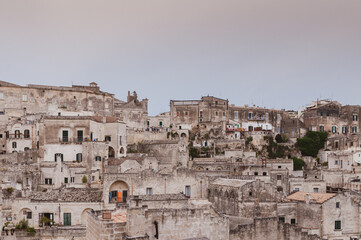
left=120, top=147, right=125, bottom=154
left=108, top=146, right=115, bottom=158
left=109, top=181, right=129, bottom=203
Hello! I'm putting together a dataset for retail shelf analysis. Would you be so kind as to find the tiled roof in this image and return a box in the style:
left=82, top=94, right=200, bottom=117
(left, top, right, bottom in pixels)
left=287, top=192, right=336, bottom=204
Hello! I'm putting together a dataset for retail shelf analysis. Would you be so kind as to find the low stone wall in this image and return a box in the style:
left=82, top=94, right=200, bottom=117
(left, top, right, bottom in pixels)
left=230, top=217, right=320, bottom=240
left=14, top=226, right=86, bottom=240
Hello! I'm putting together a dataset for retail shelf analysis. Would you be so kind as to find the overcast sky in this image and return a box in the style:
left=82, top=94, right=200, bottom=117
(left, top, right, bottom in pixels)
left=1, top=0, right=361, bottom=115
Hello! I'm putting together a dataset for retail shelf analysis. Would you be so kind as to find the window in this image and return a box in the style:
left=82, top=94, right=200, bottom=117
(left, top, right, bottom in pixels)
left=12, top=142, right=17, bottom=148
left=263, top=172, right=267, bottom=176
left=320, top=126, right=324, bottom=132
left=277, top=175, right=282, bottom=180
left=291, top=219, right=296, bottom=224
left=336, top=202, right=340, bottom=208
left=278, top=217, right=285, bottom=223
left=15, top=130, right=20, bottom=138
left=277, top=187, right=283, bottom=192
left=332, top=126, right=337, bottom=133
left=105, top=136, right=111, bottom=142
left=159, top=121, right=163, bottom=127
left=278, top=166, right=282, bottom=169
left=353, top=115, right=358, bottom=121
left=146, top=188, right=153, bottom=195
left=176, top=111, right=180, bottom=117
left=295, top=188, right=300, bottom=192
left=185, top=185, right=191, bottom=198
left=55, top=153, right=63, bottom=162
left=335, top=220, right=341, bottom=230
left=62, top=130, right=68, bottom=142
left=45, top=178, right=53, bottom=185
left=22, top=94, right=28, bottom=102
left=23, top=129, right=30, bottom=138
left=248, top=112, right=253, bottom=119
left=64, top=213, right=71, bottom=226
left=64, top=177, right=68, bottom=184
left=0, top=92, right=3, bottom=99
left=185, top=111, right=188, bottom=116
left=352, top=126, right=358, bottom=133
left=119, top=136, right=122, bottom=145
left=215, top=111, right=218, bottom=116
left=76, top=153, right=82, bottom=162
left=320, top=112, right=323, bottom=116
left=95, top=156, right=101, bottom=161
left=88, top=100, right=92, bottom=107
left=234, top=111, right=238, bottom=120
left=335, top=160, right=338, bottom=165
left=223, top=112, right=226, bottom=117
left=200, top=110, right=203, bottom=118
left=342, top=126, right=347, bottom=134
left=313, top=188, right=319, bottom=193
left=249, top=191, right=252, bottom=196
left=71, top=177, right=75, bottom=183
left=199, top=119, right=202, bottom=122
left=26, top=211, right=32, bottom=219
left=77, top=130, right=83, bottom=142
left=254, top=172, right=258, bottom=176
left=92, top=176, right=95, bottom=181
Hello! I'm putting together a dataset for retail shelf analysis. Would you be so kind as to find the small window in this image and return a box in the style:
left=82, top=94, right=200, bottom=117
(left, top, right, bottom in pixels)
left=176, top=111, right=180, bottom=116
left=185, top=111, right=188, bottom=116
left=24, top=129, right=30, bottom=138
left=71, top=177, right=75, bottom=183
left=254, top=172, right=258, bottom=176
left=119, top=136, right=122, bottom=145
left=55, top=153, right=64, bottom=162
left=278, top=166, right=281, bottom=169
left=146, top=188, right=153, bottom=195
left=95, top=156, right=101, bottom=161
left=291, top=219, right=296, bottom=224
left=313, top=188, right=319, bottom=193
left=12, top=142, right=17, bottom=149
left=76, top=153, right=82, bottom=162
left=64, top=177, right=68, bottom=184
left=105, top=136, right=111, bottom=142
left=262, top=172, right=267, bottom=176
left=295, top=188, right=300, bottom=192
left=88, top=100, right=92, bottom=107
left=22, top=94, right=28, bottom=102
left=62, top=130, right=69, bottom=142
left=249, top=191, right=252, bottom=196
left=279, top=217, right=285, bottom=222
left=277, top=175, right=282, bottom=180
left=342, top=126, right=347, bottom=134
left=332, top=126, right=337, bottom=133
left=45, top=178, right=53, bottom=185
left=185, top=185, right=191, bottom=198
left=352, top=126, right=358, bottom=133
left=77, top=130, right=83, bottom=142
left=320, top=126, right=324, bottom=132
left=336, top=202, right=340, bottom=208
left=26, top=211, right=32, bottom=219
left=353, top=115, right=358, bottom=121
left=335, top=220, right=341, bottom=230
left=277, top=187, right=283, bottom=192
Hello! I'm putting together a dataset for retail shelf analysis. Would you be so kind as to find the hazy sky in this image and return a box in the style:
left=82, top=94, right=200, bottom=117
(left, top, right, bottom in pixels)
left=1, top=0, right=361, bottom=115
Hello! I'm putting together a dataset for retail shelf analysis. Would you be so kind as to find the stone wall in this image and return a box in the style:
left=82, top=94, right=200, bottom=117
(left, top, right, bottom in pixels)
left=230, top=217, right=320, bottom=240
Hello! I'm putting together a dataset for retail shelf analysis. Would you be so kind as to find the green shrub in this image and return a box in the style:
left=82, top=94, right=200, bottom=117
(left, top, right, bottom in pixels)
left=26, top=227, right=36, bottom=233
left=15, top=219, right=28, bottom=230
left=246, top=137, right=253, bottom=145
left=189, top=147, right=199, bottom=159
left=6, top=187, right=14, bottom=194
left=296, top=131, right=328, bottom=157
left=292, top=157, right=305, bottom=170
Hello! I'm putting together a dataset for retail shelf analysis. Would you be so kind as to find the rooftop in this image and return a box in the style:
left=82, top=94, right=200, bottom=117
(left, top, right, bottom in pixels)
left=287, top=191, right=336, bottom=204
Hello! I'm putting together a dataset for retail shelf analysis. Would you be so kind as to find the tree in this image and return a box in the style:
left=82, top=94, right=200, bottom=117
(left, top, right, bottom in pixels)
left=246, top=137, right=253, bottom=145
left=82, top=176, right=87, bottom=183
left=296, top=131, right=328, bottom=157
left=275, top=134, right=283, bottom=143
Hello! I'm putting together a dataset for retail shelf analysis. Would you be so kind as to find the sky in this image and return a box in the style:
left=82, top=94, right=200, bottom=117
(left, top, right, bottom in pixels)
left=1, top=0, right=361, bottom=115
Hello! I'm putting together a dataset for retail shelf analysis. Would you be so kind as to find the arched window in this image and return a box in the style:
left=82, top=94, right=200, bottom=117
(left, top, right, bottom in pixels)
left=12, top=142, right=17, bottom=148
left=15, top=130, right=20, bottom=138
left=24, top=129, right=30, bottom=139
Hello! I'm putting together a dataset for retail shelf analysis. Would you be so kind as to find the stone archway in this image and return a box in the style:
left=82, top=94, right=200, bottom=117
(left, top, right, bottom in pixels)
left=109, top=180, right=129, bottom=203
left=81, top=208, right=93, bottom=226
